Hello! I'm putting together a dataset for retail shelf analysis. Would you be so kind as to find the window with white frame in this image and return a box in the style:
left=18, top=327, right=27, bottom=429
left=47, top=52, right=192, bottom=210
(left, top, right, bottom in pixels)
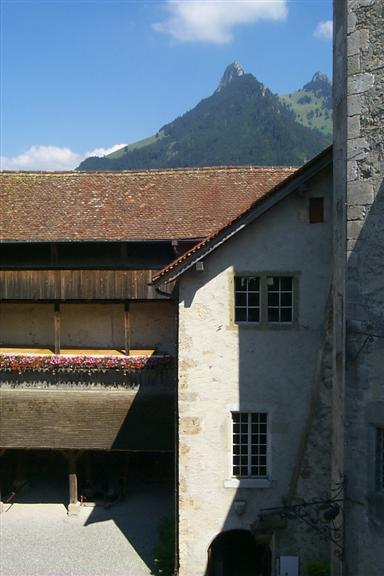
left=232, top=412, right=268, bottom=478
left=234, top=274, right=295, bottom=325
left=234, top=276, right=260, bottom=322
left=267, top=276, right=294, bottom=323
left=376, top=428, right=384, bottom=491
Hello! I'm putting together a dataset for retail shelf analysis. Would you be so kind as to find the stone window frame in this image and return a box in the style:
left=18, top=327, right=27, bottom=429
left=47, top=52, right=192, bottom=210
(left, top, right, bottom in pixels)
left=233, top=272, right=300, bottom=329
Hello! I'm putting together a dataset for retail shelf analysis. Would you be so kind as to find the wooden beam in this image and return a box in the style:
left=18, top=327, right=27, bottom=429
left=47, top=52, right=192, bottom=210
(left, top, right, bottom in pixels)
left=54, top=302, right=60, bottom=354
left=124, top=302, right=130, bottom=355
left=67, top=452, right=78, bottom=505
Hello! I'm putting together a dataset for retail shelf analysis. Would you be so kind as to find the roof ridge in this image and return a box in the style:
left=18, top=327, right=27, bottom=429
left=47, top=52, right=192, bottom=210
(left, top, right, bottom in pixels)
left=0, top=166, right=298, bottom=176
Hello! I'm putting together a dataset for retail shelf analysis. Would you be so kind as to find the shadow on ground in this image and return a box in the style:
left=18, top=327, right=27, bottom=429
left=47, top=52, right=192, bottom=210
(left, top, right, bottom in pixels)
left=1, top=479, right=173, bottom=576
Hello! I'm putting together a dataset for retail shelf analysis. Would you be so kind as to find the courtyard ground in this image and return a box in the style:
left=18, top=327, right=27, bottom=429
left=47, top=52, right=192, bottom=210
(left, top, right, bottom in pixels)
left=0, top=479, right=173, bottom=576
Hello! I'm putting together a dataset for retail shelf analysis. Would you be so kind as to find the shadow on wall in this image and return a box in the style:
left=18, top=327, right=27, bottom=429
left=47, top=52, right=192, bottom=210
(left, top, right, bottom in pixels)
left=344, top=178, right=384, bottom=572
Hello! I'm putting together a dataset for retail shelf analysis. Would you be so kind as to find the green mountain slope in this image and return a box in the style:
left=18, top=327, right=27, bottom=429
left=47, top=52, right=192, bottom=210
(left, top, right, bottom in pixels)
left=78, top=64, right=331, bottom=171
left=280, top=72, right=332, bottom=136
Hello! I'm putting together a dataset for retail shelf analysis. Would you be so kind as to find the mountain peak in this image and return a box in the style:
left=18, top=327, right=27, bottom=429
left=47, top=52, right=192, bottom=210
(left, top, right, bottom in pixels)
left=303, top=72, right=331, bottom=91
left=311, top=71, right=331, bottom=84
left=216, top=61, right=245, bottom=92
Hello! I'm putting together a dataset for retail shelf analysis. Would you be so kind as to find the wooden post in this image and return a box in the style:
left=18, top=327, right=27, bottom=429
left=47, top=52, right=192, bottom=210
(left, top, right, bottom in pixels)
left=64, top=450, right=80, bottom=514
left=124, top=302, right=130, bottom=355
left=54, top=302, right=60, bottom=354
left=68, top=457, right=77, bottom=505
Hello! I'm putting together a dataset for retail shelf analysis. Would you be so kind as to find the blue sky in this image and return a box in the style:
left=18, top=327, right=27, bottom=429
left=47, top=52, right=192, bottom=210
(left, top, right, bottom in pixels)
left=1, top=0, right=333, bottom=170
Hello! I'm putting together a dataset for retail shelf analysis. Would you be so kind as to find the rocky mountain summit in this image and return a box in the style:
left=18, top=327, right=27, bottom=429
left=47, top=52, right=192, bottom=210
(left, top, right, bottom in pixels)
left=216, top=61, right=245, bottom=92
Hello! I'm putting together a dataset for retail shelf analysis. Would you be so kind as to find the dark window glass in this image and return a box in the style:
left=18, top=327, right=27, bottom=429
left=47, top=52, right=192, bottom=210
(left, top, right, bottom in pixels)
left=281, top=308, right=293, bottom=322
left=268, top=293, right=279, bottom=307
left=281, top=293, right=292, bottom=306
left=235, top=308, right=247, bottom=322
left=280, top=277, right=293, bottom=291
left=235, top=293, right=247, bottom=306
left=248, top=308, right=260, bottom=322
left=268, top=308, right=279, bottom=322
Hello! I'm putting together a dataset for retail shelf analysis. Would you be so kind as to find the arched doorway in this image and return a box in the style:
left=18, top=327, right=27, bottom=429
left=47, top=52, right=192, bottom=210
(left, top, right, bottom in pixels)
left=207, top=530, right=271, bottom=576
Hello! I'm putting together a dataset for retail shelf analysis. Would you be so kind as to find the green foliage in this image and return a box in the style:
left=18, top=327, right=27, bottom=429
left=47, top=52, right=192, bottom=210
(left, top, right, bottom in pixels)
left=304, top=561, right=331, bottom=576
left=78, top=72, right=331, bottom=171
left=152, top=516, right=175, bottom=576
left=280, top=73, right=332, bottom=137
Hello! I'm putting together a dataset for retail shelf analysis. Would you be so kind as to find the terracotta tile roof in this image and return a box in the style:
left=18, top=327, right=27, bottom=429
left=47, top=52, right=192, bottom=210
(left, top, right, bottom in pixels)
left=0, top=167, right=296, bottom=242
left=153, top=146, right=333, bottom=284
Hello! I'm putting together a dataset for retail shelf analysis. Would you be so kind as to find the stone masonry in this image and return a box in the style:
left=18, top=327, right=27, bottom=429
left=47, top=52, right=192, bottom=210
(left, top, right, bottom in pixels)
left=334, top=1, right=384, bottom=575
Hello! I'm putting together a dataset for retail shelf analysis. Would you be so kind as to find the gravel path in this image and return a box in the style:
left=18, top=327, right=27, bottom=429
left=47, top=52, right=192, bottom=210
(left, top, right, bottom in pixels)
left=0, top=482, right=173, bottom=576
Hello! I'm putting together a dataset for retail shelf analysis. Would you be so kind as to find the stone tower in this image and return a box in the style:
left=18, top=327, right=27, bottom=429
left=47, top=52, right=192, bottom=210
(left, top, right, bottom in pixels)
left=333, top=1, right=384, bottom=574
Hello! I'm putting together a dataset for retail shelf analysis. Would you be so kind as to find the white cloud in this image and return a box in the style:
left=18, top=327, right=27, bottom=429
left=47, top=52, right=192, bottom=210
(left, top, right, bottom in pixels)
left=85, top=144, right=126, bottom=159
left=313, top=20, right=333, bottom=41
left=0, top=144, right=126, bottom=171
left=153, top=0, right=288, bottom=44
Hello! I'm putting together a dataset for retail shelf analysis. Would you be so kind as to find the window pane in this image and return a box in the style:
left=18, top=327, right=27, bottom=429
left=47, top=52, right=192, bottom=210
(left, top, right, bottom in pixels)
left=281, top=293, right=292, bottom=306
left=235, top=293, right=247, bottom=306
left=248, top=277, right=259, bottom=291
left=280, top=277, right=293, bottom=291
left=235, top=277, right=246, bottom=290
left=235, top=308, right=247, bottom=322
left=268, top=308, right=279, bottom=322
left=248, top=293, right=259, bottom=307
left=268, top=293, right=279, bottom=307
left=281, top=308, right=292, bottom=322
left=267, top=276, right=294, bottom=324
left=267, top=276, right=278, bottom=288
left=235, top=276, right=260, bottom=324
left=248, top=308, right=260, bottom=322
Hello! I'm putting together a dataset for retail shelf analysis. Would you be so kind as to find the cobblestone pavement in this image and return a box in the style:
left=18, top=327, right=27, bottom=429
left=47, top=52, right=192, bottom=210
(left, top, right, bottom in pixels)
left=0, top=481, right=173, bottom=576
